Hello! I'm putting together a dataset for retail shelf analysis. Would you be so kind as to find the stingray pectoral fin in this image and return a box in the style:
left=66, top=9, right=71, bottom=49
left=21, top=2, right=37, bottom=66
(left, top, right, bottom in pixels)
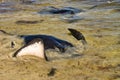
left=54, top=40, right=66, bottom=53
left=12, top=38, right=48, bottom=61
left=68, top=28, right=87, bottom=45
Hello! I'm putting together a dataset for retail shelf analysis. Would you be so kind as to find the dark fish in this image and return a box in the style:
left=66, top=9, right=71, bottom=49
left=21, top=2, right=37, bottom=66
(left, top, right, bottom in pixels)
left=68, top=28, right=87, bottom=45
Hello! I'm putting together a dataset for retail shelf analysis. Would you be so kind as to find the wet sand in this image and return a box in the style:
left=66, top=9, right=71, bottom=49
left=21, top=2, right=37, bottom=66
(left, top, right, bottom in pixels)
left=0, top=0, right=120, bottom=80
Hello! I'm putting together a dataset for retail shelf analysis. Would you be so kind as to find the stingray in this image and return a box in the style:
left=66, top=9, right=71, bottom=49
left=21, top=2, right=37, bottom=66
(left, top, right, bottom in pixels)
left=12, top=28, right=87, bottom=61
left=13, top=38, right=48, bottom=60
left=38, top=6, right=83, bottom=15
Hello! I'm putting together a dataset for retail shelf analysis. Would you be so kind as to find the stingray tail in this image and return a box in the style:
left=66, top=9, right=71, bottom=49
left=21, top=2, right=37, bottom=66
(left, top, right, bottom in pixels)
left=68, top=28, right=87, bottom=45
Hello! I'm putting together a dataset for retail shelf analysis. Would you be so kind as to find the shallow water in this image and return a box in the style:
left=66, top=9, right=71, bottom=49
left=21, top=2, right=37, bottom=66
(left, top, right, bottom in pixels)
left=0, top=0, right=120, bottom=80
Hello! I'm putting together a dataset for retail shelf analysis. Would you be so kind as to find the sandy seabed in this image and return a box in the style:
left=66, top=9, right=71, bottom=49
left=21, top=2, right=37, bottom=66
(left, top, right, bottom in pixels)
left=0, top=0, right=120, bottom=80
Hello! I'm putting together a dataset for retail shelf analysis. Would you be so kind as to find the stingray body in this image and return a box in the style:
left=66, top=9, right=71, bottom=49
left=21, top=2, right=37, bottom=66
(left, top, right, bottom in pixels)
left=13, top=28, right=87, bottom=61
left=20, top=35, right=74, bottom=52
